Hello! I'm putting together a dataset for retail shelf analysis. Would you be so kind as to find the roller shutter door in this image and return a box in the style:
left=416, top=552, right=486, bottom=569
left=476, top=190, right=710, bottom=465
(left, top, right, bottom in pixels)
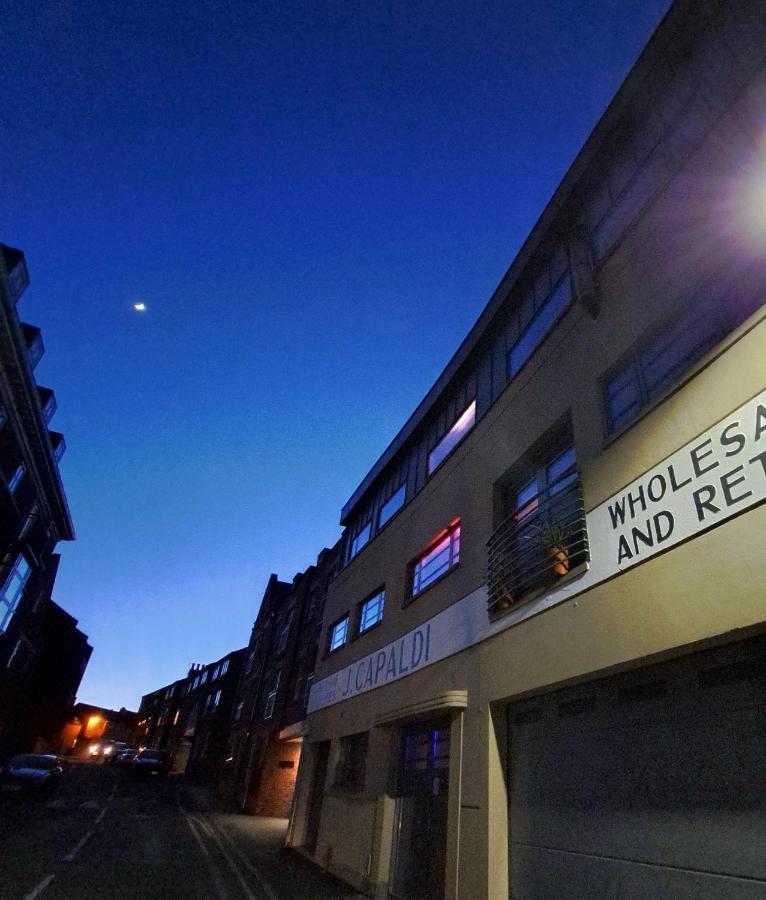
left=508, top=635, right=766, bottom=899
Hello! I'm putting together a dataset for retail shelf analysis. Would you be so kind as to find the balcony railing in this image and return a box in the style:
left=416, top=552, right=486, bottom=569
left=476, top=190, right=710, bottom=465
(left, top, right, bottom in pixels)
left=487, top=477, right=589, bottom=614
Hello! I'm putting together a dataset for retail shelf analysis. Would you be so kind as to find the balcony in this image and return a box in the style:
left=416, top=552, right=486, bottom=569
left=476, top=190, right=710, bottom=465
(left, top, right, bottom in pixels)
left=49, top=431, right=66, bottom=463
left=37, top=387, right=57, bottom=424
left=487, top=477, right=589, bottom=614
left=22, top=324, right=44, bottom=370
left=1, top=246, right=29, bottom=302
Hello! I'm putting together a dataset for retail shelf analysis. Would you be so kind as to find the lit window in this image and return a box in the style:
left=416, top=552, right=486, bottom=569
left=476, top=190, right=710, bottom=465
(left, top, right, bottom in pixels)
left=358, top=590, right=384, bottom=634
left=0, top=553, right=31, bottom=633
left=487, top=442, right=588, bottom=612
left=411, top=522, right=461, bottom=597
left=378, top=483, right=406, bottom=528
left=508, top=277, right=571, bottom=378
left=7, top=464, right=25, bottom=495
left=328, top=615, right=349, bottom=653
left=428, top=401, right=476, bottom=474
left=348, top=522, right=371, bottom=562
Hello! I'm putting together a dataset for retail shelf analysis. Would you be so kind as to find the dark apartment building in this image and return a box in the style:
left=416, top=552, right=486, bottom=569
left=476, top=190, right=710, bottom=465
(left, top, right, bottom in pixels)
left=138, top=648, right=245, bottom=777
left=0, top=244, right=81, bottom=759
left=288, top=2, right=766, bottom=897
left=229, top=543, right=340, bottom=817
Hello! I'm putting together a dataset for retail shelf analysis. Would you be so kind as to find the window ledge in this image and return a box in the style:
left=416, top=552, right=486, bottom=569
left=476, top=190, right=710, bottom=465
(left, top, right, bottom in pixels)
left=487, top=560, right=589, bottom=622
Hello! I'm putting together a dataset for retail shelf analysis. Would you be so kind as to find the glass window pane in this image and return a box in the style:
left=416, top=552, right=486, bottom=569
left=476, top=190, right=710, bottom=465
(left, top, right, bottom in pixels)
left=329, top=616, right=349, bottom=652
left=508, top=278, right=570, bottom=377
left=412, top=525, right=460, bottom=595
left=360, top=590, right=385, bottom=633
left=349, top=522, right=371, bottom=560
left=378, top=483, right=406, bottom=528
left=428, top=401, right=476, bottom=474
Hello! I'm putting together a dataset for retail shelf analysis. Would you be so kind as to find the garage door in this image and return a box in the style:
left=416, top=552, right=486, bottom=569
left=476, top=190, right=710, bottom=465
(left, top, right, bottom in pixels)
left=507, top=635, right=766, bottom=899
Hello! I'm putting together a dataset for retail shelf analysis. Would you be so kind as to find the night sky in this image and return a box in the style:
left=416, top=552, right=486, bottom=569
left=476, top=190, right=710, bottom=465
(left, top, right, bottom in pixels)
left=4, top=0, right=669, bottom=710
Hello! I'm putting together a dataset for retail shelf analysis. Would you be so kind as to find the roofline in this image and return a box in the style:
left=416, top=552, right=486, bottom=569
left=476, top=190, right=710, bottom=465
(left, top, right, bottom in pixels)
left=341, top=0, right=693, bottom=524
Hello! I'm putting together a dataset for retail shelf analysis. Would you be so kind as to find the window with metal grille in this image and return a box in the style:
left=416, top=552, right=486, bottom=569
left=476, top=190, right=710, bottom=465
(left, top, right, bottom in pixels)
left=488, top=443, right=588, bottom=613
left=334, top=732, right=368, bottom=790
left=410, top=521, right=461, bottom=597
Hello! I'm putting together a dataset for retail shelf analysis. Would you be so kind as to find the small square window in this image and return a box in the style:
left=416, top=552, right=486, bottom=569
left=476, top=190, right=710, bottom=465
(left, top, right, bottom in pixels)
left=328, top=615, right=349, bottom=653
left=358, top=589, right=385, bottom=634
left=410, top=522, right=461, bottom=597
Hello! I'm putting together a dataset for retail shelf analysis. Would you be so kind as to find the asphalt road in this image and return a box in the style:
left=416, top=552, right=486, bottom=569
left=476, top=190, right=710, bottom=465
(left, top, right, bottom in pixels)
left=0, top=760, right=361, bottom=900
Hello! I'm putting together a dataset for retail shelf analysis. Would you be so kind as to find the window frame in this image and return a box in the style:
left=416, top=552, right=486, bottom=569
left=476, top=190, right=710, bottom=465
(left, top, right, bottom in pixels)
left=409, top=520, right=461, bottom=599
left=347, top=520, right=372, bottom=563
left=328, top=614, right=350, bottom=654
left=357, top=588, right=385, bottom=635
left=427, top=400, right=476, bottom=476
left=377, top=482, right=406, bottom=529
left=507, top=275, right=571, bottom=380
left=0, top=553, right=32, bottom=633
left=334, top=731, right=369, bottom=791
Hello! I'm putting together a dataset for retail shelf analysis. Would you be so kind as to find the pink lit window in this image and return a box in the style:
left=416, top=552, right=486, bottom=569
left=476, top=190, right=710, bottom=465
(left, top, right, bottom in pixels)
left=411, top=522, right=461, bottom=596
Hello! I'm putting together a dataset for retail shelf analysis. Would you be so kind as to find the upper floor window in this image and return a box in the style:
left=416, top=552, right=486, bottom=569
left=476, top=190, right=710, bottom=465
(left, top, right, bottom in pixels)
left=487, top=440, right=588, bottom=613
left=200, top=670, right=208, bottom=684
left=428, top=401, right=476, bottom=474
left=508, top=277, right=571, bottom=378
left=347, top=522, right=371, bottom=562
left=334, top=731, right=368, bottom=791
left=264, top=671, right=280, bottom=720
left=378, top=482, right=406, bottom=528
left=411, top=520, right=461, bottom=597
left=212, top=689, right=222, bottom=708
left=0, top=553, right=32, bottom=633
left=328, top=615, right=349, bottom=653
left=7, top=464, right=24, bottom=495
left=358, top=589, right=385, bottom=634
left=275, top=609, right=293, bottom=655
left=605, top=306, right=724, bottom=435
left=220, top=658, right=229, bottom=675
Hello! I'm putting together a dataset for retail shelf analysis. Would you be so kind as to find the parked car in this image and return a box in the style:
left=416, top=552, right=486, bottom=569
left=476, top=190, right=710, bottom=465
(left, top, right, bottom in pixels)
left=0, top=754, right=63, bottom=798
left=131, top=748, right=169, bottom=777
left=111, top=748, right=137, bottom=767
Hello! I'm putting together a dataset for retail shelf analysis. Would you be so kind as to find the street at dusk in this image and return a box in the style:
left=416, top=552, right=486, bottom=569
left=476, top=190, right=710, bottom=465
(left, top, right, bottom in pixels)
left=0, top=761, right=359, bottom=900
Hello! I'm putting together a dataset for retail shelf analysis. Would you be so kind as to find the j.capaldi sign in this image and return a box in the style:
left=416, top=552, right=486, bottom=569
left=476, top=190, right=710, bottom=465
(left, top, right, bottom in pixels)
left=308, top=389, right=766, bottom=714
left=598, top=389, right=766, bottom=570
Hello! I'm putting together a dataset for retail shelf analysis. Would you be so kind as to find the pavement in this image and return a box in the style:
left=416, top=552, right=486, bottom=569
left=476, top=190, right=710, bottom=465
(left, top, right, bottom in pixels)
left=0, top=759, right=364, bottom=900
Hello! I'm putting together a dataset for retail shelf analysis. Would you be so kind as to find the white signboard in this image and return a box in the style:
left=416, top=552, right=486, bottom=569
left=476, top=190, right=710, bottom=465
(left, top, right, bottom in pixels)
left=308, top=389, right=766, bottom=713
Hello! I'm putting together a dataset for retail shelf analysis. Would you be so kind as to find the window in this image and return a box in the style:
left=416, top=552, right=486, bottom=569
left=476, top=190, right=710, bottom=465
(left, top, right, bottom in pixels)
left=245, top=650, right=255, bottom=674
left=200, top=670, right=208, bottom=684
left=7, top=463, right=24, bottom=494
left=210, top=665, right=220, bottom=680
left=378, top=483, right=406, bottom=528
left=275, top=609, right=293, bottom=655
left=18, top=502, right=38, bottom=540
left=0, top=553, right=31, bottom=632
left=328, top=615, right=349, bottom=653
left=234, top=702, right=244, bottom=721
left=605, top=307, right=724, bottom=434
left=487, top=440, right=588, bottom=612
left=358, top=589, right=385, bottom=634
left=347, top=521, right=371, bottom=562
left=508, top=276, right=571, bottom=378
left=428, top=401, right=476, bottom=474
left=192, top=676, right=200, bottom=690
left=334, top=732, right=368, bottom=790
left=264, top=671, right=280, bottom=720
left=212, top=689, right=222, bottom=708
left=410, top=521, right=461, bottom=597
left=220, top=658, right=229, bottom=675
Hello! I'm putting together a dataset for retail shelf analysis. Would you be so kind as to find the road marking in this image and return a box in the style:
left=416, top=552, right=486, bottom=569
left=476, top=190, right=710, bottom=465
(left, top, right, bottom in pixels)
left=22, top=875, right=55, bottom=900
left=192, top=815, right=276, bottom=900
left=201, top=816, right=280, bottom=900
left=181, top=806, right=230, bottom=900
left=63, top=829, right=94, bottom=862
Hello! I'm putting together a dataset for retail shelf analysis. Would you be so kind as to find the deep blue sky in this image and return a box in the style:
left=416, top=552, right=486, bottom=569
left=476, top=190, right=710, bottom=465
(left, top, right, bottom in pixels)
left=4, top=0, right=669, bottom=710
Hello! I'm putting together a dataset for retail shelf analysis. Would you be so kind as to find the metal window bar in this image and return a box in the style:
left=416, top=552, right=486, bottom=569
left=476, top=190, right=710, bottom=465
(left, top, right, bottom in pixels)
left=487, top=474, right=589, bottom=613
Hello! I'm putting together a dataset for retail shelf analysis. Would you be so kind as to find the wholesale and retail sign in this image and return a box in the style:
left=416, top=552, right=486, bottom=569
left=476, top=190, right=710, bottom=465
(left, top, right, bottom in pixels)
left=309, top=388, right=766, bottom=714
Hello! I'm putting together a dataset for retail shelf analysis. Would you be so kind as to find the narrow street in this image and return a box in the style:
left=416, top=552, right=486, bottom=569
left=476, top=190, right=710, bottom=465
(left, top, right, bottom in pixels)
left=0, top=761, right=360, bottom=900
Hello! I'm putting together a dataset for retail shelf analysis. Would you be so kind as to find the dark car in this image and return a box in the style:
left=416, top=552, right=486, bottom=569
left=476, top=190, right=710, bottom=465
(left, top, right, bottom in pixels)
left=0, top=754, right=63, bottom=798
left=131, top=748, right=169, bottom=777
left=111, top=748, right=138, bottom=767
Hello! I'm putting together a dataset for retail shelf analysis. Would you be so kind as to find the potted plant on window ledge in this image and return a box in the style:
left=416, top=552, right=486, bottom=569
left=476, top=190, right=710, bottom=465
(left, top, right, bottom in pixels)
left=535, top=521, right=570, bottom=578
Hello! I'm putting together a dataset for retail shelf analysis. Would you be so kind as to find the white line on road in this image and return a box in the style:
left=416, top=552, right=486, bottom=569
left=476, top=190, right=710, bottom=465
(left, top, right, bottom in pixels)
left=201, top=816, right=280, bottom=900
left=181, top=806, right=230, bottom=900
left=21, top=874, right=55, bottom=900
left=63, top=829, right=94, bottom=862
